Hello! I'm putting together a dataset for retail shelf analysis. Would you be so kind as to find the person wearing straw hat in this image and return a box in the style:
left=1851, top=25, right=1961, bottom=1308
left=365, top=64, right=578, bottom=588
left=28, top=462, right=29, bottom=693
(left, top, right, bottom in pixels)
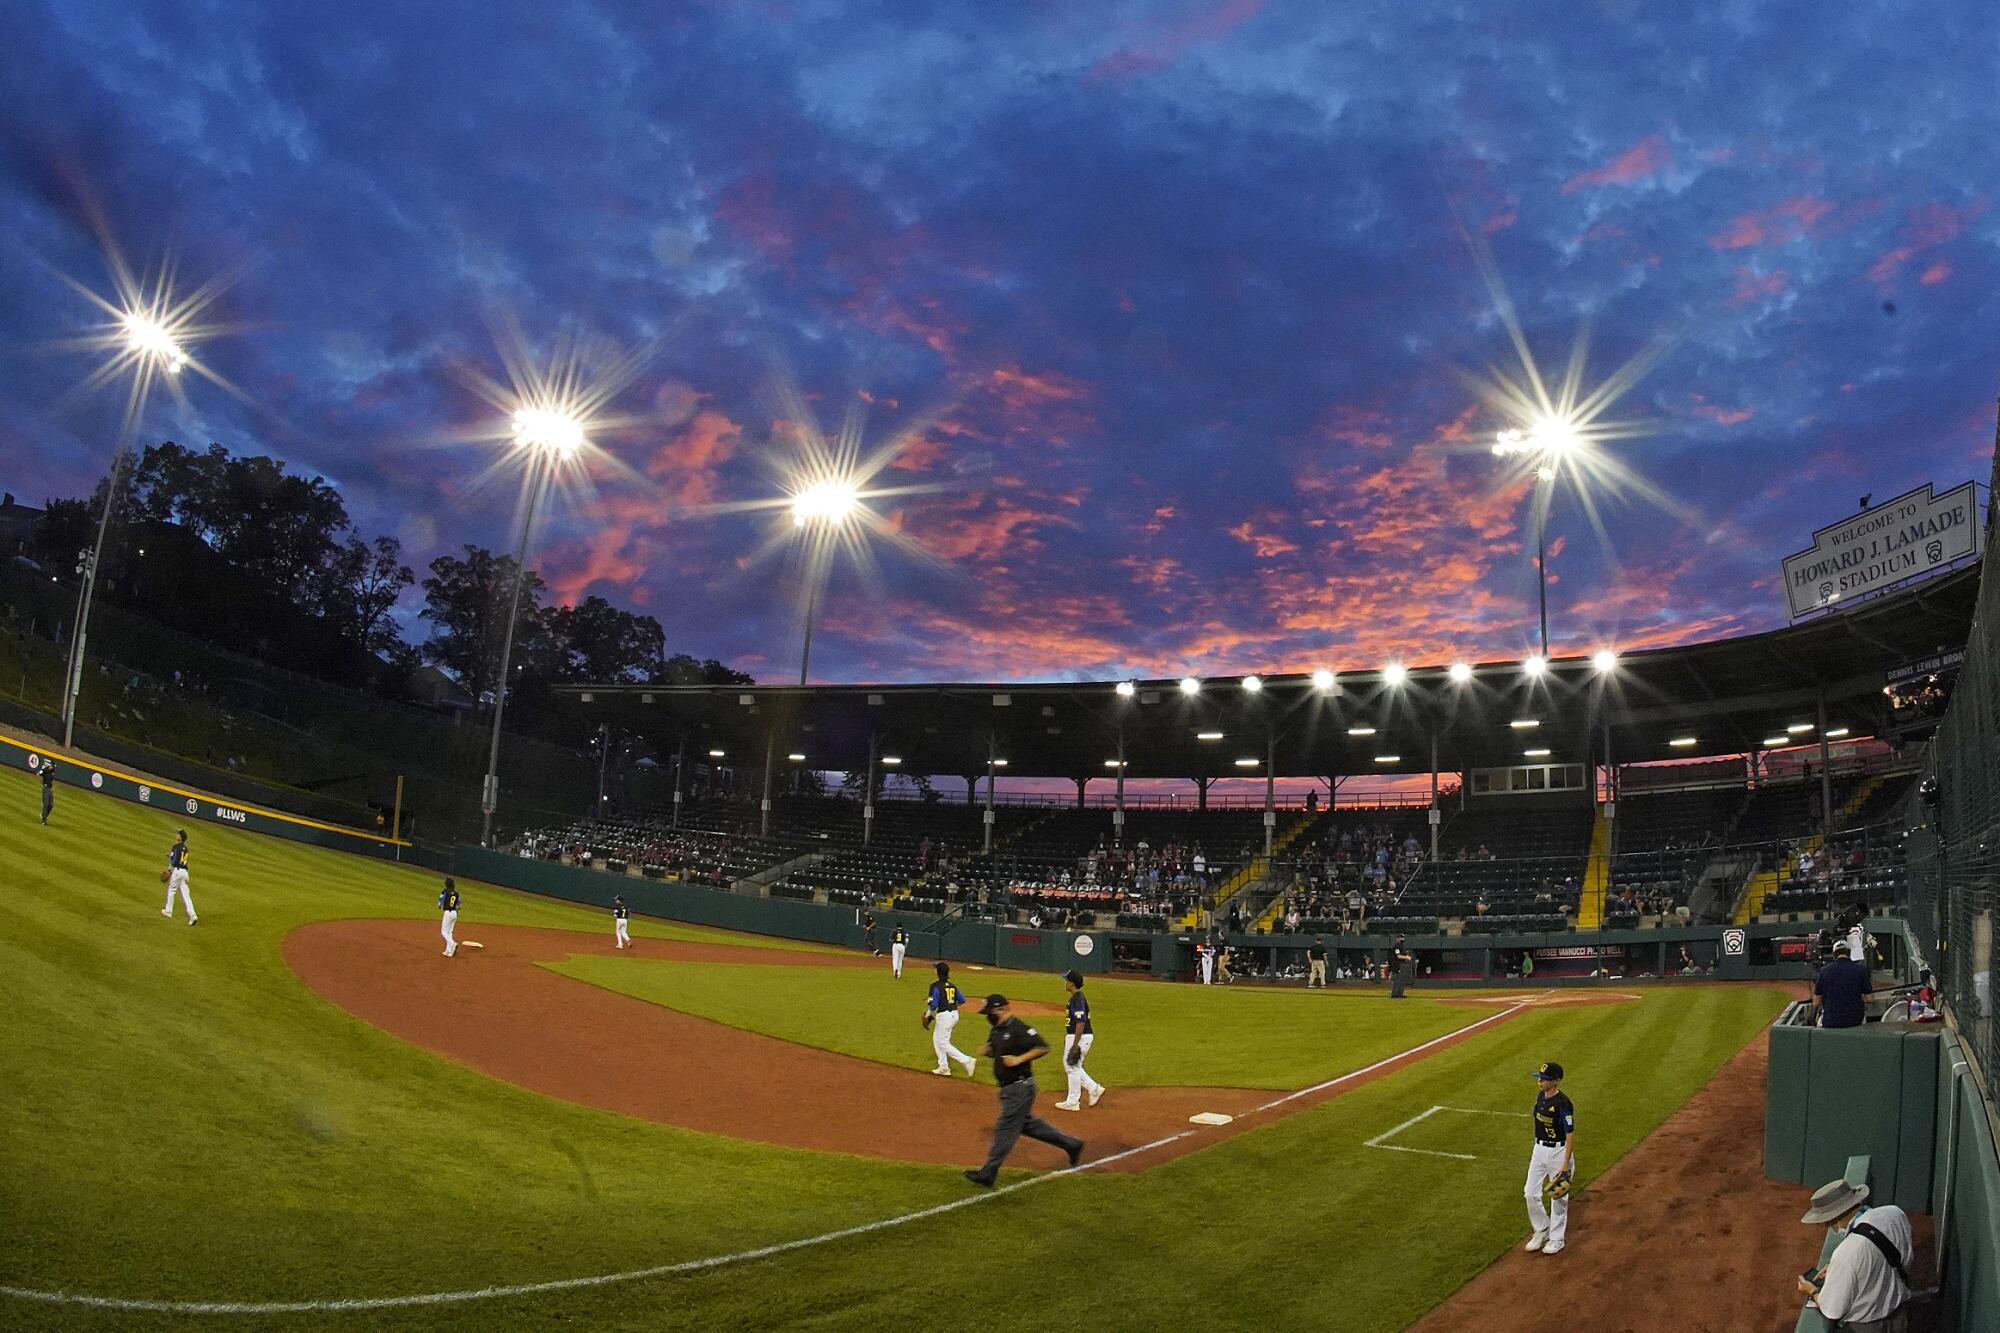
left=1797, top=1178, right=1913, bottom=1331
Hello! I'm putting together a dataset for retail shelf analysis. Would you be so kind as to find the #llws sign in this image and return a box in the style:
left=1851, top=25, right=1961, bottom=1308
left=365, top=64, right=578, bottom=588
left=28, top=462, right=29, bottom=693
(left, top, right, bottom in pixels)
left=1782, top=480, right=1983, bottom=618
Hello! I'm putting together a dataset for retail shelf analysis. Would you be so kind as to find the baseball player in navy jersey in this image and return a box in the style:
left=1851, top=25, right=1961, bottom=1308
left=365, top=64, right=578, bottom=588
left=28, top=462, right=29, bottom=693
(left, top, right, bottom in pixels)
left=438, top=878, right=460, bottom=957
left=613, top=895, right=631, bottom=949
left=1055, top=969, right=1105, bottom=1111
left=40, top=760, right=56, bottom=825
left=922, top=961, right=978, bottom=1076
left=1525, top=1060, right=1578, bottom=1255
left=159, top=829, right=197, bottom=924
left=890, top=924, right=909, bottom=978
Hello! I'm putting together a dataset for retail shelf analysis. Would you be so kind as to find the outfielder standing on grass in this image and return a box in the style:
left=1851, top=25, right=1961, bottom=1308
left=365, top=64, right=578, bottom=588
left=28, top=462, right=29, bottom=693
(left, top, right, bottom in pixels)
left=39, top=759, right=56, bottom=825
left=160, top=829, right=197, bottom=925
left=613, top=894, right=631, bottom=949
left=890, top=924, right=909, bottom=978
left=1524, top=1060, right=1576, bottom=1255
left=922, top=962, right=978, bottom=1076
left=962, top=993, right=1083, bottom=1188
left=438, top=877, right=460, bottom=957
left=1055, top=969, right=1104, bottom=1111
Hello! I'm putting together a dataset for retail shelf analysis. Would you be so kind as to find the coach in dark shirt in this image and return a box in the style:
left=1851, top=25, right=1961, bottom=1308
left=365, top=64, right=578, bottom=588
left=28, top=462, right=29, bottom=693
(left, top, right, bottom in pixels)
left=1814, top=954, right=1874, bottom=1029
left=963, top=995, right=1084, bottom=1187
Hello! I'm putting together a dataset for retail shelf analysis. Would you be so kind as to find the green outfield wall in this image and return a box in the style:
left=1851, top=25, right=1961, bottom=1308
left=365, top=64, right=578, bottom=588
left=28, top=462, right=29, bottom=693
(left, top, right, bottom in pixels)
left=2, top=731, right=408, bottom=858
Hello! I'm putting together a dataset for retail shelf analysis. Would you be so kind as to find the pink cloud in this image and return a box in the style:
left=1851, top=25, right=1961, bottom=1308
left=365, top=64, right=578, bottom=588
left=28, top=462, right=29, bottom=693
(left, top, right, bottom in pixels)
left=1085, top=0, right=1267, bottom=83
left=1868, top=198, right=1989, bottom=288
left=1561, top=134, right=1671, bottom=194
left=1726, top=267, right=1789, bottom=307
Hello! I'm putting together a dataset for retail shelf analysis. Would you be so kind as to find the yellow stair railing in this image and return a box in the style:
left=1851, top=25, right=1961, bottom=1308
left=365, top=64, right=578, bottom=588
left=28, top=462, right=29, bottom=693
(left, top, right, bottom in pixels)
left=1734, top=775, right=1884, bottom=922
left=1180, top=809, right=1321, bottom=930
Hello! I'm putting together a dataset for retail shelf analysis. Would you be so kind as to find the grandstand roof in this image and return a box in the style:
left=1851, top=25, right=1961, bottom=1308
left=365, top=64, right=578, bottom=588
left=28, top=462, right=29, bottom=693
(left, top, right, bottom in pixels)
left=561, top=565, right=1977, bottom=780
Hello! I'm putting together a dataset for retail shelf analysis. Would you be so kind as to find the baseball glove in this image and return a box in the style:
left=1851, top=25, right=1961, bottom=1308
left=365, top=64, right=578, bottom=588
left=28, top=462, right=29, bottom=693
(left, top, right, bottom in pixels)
left=1065, top=1043, right=1081, bottom=1068
left=1547, top=1170, right=1572, bottom=1199
left=160, top=869, right=170, bottom=884
left=921, top=1013, right=934, bottom=1030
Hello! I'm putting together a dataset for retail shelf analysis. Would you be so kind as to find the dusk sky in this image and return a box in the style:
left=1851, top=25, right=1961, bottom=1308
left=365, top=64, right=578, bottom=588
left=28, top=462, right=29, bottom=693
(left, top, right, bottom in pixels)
left=4, top=1, right=1996, bottom=686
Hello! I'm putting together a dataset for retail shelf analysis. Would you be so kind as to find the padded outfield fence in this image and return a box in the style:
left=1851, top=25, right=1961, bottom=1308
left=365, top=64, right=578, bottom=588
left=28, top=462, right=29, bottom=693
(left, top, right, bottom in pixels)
left=1897, top=438, right=2000, bottom=1331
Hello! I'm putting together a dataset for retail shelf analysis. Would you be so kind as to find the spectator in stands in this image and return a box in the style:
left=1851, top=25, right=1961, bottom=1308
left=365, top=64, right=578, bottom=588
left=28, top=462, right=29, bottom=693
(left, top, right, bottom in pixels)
left=1813, top=950, right=1873, bottom=1029
left=1674, top=944, right=1697, bottom=975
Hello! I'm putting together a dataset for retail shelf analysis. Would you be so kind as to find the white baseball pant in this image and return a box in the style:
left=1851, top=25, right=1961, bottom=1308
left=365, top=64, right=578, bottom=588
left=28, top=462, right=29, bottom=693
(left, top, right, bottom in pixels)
left=1199, top=953, right=1213, bottom=984
left=892, top=941, right=905, bottom=977
left=162, top=868, right=196, bottom=922
left=930, top=1009, right=976, bottom=1074
left=1524, top=1143, right=1573, bottom=1244
left=615, top=918, right=630, bottom=948
left=441, top=909, right=458, bottom=956
left=1063, top=1033, right=1102, bottom=1105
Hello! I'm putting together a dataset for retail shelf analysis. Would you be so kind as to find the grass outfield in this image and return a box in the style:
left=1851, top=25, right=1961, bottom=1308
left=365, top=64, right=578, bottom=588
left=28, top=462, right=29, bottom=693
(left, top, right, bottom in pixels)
left=0, top=764, right=1793, bottom=1332
left=550, top=954, right=1512, bottom=1088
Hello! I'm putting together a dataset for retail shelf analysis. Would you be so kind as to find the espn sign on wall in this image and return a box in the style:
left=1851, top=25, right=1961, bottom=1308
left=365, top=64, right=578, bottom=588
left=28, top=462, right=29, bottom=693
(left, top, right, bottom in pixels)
left=1782, top=480, right=1983, bottom=618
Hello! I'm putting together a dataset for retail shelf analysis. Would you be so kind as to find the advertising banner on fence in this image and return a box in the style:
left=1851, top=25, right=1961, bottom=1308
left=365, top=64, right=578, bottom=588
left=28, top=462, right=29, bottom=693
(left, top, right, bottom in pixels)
left=1782, top=480, right=1982, bottom=618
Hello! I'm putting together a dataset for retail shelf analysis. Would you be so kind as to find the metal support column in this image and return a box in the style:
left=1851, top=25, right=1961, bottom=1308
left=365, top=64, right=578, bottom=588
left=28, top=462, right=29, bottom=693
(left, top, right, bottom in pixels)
left=864, top=732, right=879, bottom=847
left=760, top=733, right=775, bottom=839
left=1197, top=775, right=1212, bottom=811
left=1429, top=731, right=1441, bottom=863
left=1263, top=732, right=1276, bottom=858
left=983, top=739, right=996, bottom=854
left=1114, top=729, right=1126, bottom=846
left=1074, top=777, right=1087, bottom=809
left=1817, top=686, right=1834, bottom=840
left=672, top=735, right=686, bottom=827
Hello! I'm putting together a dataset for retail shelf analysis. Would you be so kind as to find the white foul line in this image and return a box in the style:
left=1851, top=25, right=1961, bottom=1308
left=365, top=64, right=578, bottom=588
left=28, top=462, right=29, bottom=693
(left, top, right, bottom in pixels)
left=1363, top=1105, right=1475, bottom=1159
left=0, top=1004, right=1526, bottom=1316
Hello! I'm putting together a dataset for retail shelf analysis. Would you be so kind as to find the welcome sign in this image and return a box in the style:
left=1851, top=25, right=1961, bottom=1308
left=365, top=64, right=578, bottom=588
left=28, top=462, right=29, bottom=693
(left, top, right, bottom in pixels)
left=1781, top=480, right=1982, bottom=618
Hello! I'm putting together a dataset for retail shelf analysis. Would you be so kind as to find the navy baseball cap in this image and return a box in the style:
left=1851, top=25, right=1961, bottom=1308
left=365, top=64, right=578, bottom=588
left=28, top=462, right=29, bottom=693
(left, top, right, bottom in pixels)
left=985, top=993, right=1010, bottom=1009
left=1534, top=1061, right=1564, bottom=1081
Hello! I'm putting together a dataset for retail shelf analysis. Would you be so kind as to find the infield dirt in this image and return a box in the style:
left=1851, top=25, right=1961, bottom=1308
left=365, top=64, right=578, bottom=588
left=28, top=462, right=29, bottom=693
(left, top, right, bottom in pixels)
left=286, top=919, right=1536, bottom=1173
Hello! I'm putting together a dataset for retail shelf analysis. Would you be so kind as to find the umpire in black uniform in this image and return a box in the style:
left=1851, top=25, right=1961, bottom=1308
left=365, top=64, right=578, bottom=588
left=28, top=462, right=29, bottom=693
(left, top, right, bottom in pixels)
left=963, top=994, right=1084, bottom=1187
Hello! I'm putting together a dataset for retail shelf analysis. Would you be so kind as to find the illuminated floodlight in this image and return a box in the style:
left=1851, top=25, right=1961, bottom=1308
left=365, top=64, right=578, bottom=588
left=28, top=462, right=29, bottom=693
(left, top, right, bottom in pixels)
left=708, top=749, right=726, bottom=758
left=1762, top=737, right=1788, bottom=747
left=881, top=756, right=902, bottom=766
left=1825, top=727, right=1850, bottom=738
left=1382, top=663, right=1407, bottom=687
left=1115, top=680, right=1137, bottom=697
left=1592, top=650, right=1619, bottom=674
left=1347, top=726, right=1376, bottom=737
left=1241, top=675, right=1263, bottom=694
left=1522, top=655, right=1547, bottom=678
left=511, top=405, right=586, bottom=457
left=1669, top=737, right=1698, bottom=748
left=1234, top=757, right=1259, bottom=768
left=1374, top=754, right=1401, bottom=764
left=1179, top=677, right=1201, bottom=695
left=1197, top=731, right=1224, bottom=741
left=1510, top=719, right=1540, bottom=730
left=1524, top=748, right=1551, bottom=758
left=1104, top=758, right=1127, bottom=768
left=991, top=758, right=1008, bottom=767
left=121, top=312, right=187, bottom=373
left=1448, top=662, right=1473, bottom=684
left=790, top=480, right=860, bottom=528
left=1311, top=669, right=1336, bottom=692
left=787, top=752, right=807, bottom=762
left=1786, top=722, right=1814, bottom=734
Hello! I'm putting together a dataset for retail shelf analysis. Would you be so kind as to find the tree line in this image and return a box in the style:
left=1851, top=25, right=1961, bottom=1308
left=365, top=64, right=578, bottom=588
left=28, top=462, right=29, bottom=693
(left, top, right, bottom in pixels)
left=23, top=440, right=750, bottom=729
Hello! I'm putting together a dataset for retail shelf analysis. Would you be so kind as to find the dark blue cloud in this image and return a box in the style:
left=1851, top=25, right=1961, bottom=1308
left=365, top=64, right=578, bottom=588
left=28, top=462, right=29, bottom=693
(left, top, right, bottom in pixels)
left=1, top=0, right=1995, bottom=683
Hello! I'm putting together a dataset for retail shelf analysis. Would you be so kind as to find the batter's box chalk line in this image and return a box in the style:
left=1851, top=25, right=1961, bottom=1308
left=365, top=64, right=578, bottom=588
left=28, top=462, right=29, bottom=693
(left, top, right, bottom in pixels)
left=0, top=1004, right=1529, bottom=1315
left=1363, top=1105, right=1531, bottom=1161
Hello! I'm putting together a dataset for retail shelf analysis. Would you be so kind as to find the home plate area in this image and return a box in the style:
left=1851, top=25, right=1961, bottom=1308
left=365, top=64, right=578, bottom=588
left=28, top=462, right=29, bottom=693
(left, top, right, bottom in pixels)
left=1364, top=1106, right=1530, bottom=1161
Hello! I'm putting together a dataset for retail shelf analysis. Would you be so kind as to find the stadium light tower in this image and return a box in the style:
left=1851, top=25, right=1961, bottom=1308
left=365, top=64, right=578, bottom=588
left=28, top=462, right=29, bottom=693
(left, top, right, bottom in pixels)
left=788, top=480, right=859, bottom=685
left=62, top=313, right=195, bottom=749
left=479, top=405, right=585, bottom=847
left=1493, top=416, right=1582, bottom=657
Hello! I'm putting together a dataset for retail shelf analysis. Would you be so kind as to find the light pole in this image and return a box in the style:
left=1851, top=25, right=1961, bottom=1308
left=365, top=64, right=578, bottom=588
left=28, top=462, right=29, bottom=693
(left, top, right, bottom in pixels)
left=1493, top=419, right=1581, bottom=659
left=61, top=308, right=190, bottom=748
left=758, top=480, right=859, bottom=838
left=480, top=407, right=582, bottom=847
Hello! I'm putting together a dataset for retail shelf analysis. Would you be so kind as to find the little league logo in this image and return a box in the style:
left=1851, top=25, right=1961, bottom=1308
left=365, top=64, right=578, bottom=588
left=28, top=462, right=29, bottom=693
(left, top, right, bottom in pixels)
left=138, top=785, right=152, bottom=802
left=1074, top=935, right=1095, bottom=957
left=90, top=772, right=103, bottom=789
left=25, top=753, right=39, bottom=771
left=1722, top=929, right=1747, bottom=957
left=185, top=798, right=199, bottom=814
